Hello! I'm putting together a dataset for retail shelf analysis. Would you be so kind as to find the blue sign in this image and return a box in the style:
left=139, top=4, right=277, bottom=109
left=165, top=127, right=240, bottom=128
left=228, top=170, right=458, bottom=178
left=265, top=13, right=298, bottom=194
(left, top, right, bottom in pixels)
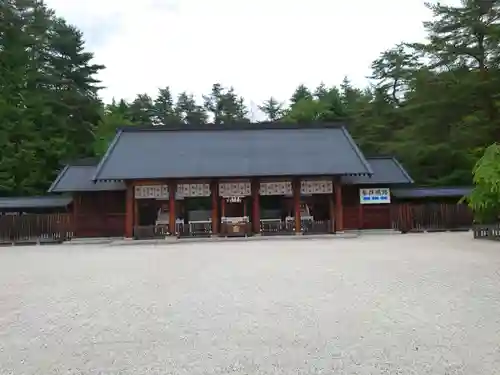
left=360, top=188, right=391, bottom=204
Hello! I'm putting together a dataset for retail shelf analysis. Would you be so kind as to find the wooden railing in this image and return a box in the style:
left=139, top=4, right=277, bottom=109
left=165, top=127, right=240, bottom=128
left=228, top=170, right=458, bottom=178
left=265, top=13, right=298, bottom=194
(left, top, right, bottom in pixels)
left=133, top=224, right=170, bottom=239
left=260, top=219, right=295, bottom=235
left=220, top=222, right=252, bottom=237
left=0, top=213, right=73, bottom=244
left=177, top=222, right=212, bottom=237
left=391, top=203, right=473, bottom=233
left=303, top=220, right=332, bottom=235
left=473, top=224, right=500, bottom=241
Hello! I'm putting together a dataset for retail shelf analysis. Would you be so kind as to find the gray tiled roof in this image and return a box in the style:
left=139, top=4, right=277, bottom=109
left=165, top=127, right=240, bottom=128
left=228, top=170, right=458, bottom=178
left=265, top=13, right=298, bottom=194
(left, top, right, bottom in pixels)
left=49, top=165, right=125, bottom=193
left=94, top=124, right=373, bottom=180
left=392, top=186, right=471, bottom=198
left=342, top=157, right=413, bottom=185
left=0, top=195, right=72, bottom=209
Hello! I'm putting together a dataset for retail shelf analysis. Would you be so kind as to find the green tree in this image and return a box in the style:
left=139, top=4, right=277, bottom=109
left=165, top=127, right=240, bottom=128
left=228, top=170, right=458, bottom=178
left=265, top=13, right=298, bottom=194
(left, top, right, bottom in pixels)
left=290, top=84, right=312, bottom=106
left=0, top=0, right=104, bottom=195
left=153, top=87, right=180, bottom=126
left=259, top=97, right=284, bottom=121
left=203, top=83, right=248, bottom=124
left=468, top=143, right=500, bottom=223
left=175, top=92, right=207, bottom=125
left=128, top=93, right=154, bottom=125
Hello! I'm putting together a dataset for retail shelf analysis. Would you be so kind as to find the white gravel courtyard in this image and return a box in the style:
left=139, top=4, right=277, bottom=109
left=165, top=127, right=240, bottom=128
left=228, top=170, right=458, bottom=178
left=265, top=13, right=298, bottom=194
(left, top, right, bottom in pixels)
left=1, top=233, right=500, bottom=375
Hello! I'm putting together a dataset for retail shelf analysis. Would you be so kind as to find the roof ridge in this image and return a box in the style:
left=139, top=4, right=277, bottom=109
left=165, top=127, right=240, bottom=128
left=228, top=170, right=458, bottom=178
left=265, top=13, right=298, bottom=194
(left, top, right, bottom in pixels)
left=118, top=122, right=347, bottom=132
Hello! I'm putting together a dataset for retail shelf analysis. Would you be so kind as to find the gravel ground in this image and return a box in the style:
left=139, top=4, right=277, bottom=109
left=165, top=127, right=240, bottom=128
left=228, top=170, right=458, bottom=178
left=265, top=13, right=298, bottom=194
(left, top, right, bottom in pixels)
left=1, top=232, right=500, bottom=375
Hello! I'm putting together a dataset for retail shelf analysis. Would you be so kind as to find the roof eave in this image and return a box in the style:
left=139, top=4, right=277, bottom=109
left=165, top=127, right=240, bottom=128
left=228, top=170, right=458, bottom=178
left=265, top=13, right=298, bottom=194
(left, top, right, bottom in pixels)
left=92, top=129, right=124, bottom=182
left=391, top=157, right=414, bottom=184
left=339, top=126, right=373, bottom=175
left=47, top=164, right=70, bottom=193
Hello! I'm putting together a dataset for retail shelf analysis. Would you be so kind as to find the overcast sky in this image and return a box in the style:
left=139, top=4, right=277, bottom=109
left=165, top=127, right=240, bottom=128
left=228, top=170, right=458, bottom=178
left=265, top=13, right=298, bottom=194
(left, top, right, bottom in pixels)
left=44, top=0, right=459, bottom=111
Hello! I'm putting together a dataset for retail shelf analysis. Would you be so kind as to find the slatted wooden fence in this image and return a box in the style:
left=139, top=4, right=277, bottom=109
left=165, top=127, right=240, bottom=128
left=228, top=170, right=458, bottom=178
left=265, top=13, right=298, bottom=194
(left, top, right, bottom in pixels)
left=391, top=203, right=473, bottom=233
left=0, top=213, right=73, bottom=245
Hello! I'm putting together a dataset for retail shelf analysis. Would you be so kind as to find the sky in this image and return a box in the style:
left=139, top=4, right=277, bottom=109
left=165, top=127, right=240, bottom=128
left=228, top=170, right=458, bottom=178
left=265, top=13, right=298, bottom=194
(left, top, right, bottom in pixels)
left=44, top=0, right=459, bottom=115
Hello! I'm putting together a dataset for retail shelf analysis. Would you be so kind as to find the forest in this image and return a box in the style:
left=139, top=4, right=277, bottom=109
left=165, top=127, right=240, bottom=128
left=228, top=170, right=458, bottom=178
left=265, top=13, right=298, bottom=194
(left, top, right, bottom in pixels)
left=1, top=0, right=500, bottom=217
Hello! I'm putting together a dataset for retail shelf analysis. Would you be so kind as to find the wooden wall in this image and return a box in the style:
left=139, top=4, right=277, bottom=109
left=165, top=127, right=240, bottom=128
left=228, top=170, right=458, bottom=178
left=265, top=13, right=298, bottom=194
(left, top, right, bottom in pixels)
left=342, top=185, right=393, bottom=230
left=73, top=191, right=126, bottom=237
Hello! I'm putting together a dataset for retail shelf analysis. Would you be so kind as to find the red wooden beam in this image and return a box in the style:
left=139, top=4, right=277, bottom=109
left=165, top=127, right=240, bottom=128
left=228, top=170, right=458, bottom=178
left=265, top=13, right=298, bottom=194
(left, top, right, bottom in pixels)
left=335, top=181, right=344, bottom=232
left=125, top=183, right=134, bottom=238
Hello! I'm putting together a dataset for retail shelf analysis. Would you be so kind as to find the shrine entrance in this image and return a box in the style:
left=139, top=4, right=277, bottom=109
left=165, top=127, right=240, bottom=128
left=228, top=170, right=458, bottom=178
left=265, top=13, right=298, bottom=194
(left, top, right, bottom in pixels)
left=219, top=181, right=252, bottom=237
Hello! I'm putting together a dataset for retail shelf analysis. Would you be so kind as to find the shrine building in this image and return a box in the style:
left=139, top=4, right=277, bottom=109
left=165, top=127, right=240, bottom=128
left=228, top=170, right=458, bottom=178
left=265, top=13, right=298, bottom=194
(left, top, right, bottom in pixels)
left=48, top=122, right=416, bottom=238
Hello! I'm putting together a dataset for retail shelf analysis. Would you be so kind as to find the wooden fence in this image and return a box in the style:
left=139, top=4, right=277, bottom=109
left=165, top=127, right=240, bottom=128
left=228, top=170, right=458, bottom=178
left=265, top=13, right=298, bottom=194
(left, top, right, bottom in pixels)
left=391, top=203, right=473, bottom=233
left=0, top=213, right=73, bottom=245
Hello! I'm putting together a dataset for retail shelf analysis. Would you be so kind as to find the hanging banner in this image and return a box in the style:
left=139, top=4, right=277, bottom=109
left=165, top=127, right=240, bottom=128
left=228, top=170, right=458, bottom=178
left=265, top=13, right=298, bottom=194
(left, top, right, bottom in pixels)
left=359, top=188, right=391, bottom=204
left=259, top=181, right=292, bottom=196
left=177, top=183, right=211, bottom=198
left=134, top=185, right=169, bottom=199
left=300, top=180, right=333, bottom=194
left=219, top=181, right=251, bottom=197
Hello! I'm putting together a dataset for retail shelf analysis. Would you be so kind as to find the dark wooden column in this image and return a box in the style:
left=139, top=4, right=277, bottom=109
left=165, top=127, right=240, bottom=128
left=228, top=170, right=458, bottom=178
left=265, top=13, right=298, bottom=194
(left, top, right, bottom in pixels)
left=211, top=180, right=219, bottom=234
left=251, top=178, right=260, bottom=234
left=328, top=193, right=335, bottom=233
left=134, top=194, right=139, bottom=228
left=293, top=178, right=301, bottom=233
left=335, top=180, right=344, bottom=232
left=168, top=181, right=176, bottom=235
left=125, top=182, right=134, bottom=238
left=72, top=193, right=79, bottom=237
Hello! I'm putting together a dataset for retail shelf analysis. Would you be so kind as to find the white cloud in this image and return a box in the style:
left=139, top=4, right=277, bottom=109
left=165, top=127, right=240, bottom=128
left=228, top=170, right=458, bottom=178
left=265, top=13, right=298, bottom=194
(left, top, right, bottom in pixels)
left=44, top=0, right=450, bottom=107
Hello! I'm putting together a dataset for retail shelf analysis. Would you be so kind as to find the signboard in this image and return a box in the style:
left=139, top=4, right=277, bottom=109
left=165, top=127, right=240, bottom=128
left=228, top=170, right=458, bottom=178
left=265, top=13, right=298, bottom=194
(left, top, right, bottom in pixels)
left=219, top=182, right=251, bottom=197
left=177, top=183, right=211, bottom=198
left=301, top=180, right=333, bottom=195
left=135, top=185, right=169, bottom=199
left=260, top=181, right=292, bottom=196
left=226, top=196, right=243, bottom=203
left=359, top=188, right=391, bottom=204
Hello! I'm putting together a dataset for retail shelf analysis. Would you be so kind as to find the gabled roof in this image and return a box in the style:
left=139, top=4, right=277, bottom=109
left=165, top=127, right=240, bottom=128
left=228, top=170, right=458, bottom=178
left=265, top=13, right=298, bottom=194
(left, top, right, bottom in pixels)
left=391, top=186, right=472, bottom=198
left=48, top=162, right=125, bottom=193
left=0, top=195, right=72, bottom=209
left=342, top=156, right=414, bottom=185
left=93, top=123, right=373, bottom=180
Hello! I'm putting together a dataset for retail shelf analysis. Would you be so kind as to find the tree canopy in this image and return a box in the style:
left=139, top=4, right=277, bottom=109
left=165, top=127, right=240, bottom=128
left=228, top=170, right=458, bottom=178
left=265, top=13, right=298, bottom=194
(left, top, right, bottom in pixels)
left=1, top=0, right=500, bottom=206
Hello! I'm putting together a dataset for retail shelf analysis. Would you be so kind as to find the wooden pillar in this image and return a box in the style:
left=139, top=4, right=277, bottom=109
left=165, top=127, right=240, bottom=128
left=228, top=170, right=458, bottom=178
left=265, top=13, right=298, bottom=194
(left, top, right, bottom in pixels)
left=168, top=181, right=176, bottom=235
left=335, top=180, right=344, bottom=232
left=293, top=178, right=301, bottom=233
left=211, top=180, right=219, bottom=234
left=134, top=195, right=139, bottom=228
left=125, top=183, right=134, bottom=238
left=220, top=196, right=226, bottom=236
left=252, top=179, right=260, bottom=234
left=72, top=193, right=79, bottom=237
left=221, top=196, right=226, bottom=217
left=328, top=193, right=335, bottom=233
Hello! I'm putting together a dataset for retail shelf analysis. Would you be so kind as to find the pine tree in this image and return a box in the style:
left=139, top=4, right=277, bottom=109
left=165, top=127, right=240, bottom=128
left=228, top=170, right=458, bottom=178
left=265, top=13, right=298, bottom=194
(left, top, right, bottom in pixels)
left=203, top=83, right=248, bottom=124
left=128, top=93, right=154, bottom=125
left=259, top=97, right=284, bottom=121
left=153, top=87, right=180, bottom=126
left=175, top=92, right=207, bottom=125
